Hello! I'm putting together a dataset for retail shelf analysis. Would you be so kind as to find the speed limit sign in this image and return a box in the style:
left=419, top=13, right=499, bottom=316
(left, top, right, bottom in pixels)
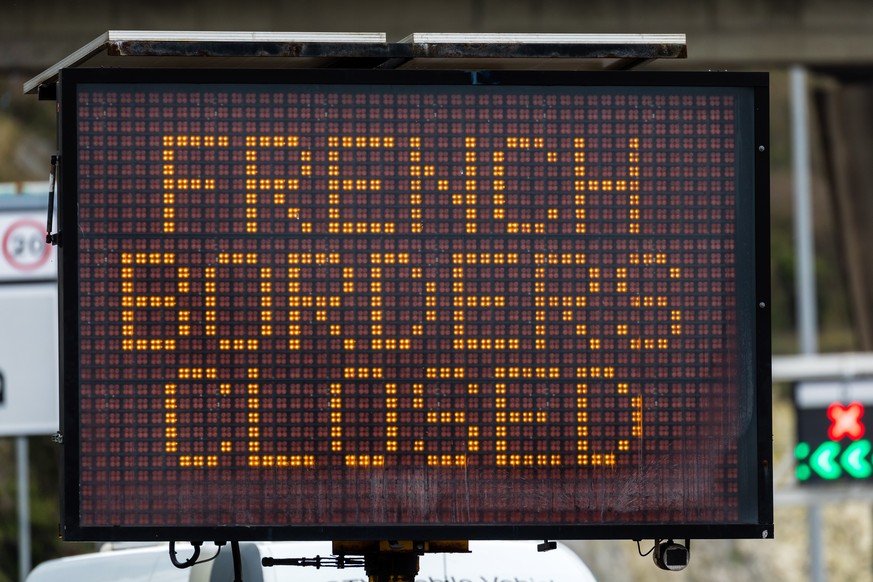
left=0, top=201, right=59, bottom=436
left=0, top=212, right=56, bottom=281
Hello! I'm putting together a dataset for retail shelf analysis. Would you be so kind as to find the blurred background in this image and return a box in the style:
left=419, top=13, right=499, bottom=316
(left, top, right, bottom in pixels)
left=2, top=1, right=873, bottom=580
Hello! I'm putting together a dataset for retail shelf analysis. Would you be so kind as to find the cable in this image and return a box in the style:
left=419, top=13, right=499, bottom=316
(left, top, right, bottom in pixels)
left=635, top=539, right=656, bottom=558
left=231, top=540, right=243, bottom=582
left=194, top=545, right=223, bottom=565
left=169, top=541, right=202, bottom=569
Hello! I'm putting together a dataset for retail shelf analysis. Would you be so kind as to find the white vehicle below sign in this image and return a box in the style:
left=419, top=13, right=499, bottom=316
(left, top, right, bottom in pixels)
left=26, top=541, right=597, bottom=582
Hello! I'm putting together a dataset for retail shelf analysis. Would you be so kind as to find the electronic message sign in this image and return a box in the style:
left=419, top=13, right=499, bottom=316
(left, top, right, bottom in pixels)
left=795, top=380, right=873, bottom=483
left=57, top=69, right=771, bottom=541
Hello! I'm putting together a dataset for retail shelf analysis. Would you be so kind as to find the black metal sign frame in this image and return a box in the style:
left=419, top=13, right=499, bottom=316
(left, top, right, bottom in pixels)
left=58, top=68, right=771, bottom=541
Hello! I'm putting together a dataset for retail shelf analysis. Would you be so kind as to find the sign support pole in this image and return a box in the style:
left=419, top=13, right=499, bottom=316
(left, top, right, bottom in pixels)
left=16, top=436, right=31, bottom=582
left=791, top=64, right=825, bottom=582
left=790, top=66, right=817, bottom=356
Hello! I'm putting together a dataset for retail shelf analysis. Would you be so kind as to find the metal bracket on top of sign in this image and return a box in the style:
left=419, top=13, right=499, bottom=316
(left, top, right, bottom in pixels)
left=24, top=31, right=687, bottom=98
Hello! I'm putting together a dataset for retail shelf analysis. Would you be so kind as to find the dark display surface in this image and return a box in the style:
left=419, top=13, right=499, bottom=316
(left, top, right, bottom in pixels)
left=60, top=69, right=771, bottom=540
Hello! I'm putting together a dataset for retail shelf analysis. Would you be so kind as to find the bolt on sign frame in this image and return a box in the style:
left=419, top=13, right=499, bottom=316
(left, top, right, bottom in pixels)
left=56, top=66, right=772, bottom=542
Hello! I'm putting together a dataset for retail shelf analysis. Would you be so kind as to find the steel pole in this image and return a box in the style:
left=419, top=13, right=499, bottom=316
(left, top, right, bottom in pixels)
left=16, top=436, right=31, bottom=582
left=791, top=65, right=818, bottom=355
left=791, top=65, right=824, bottom=582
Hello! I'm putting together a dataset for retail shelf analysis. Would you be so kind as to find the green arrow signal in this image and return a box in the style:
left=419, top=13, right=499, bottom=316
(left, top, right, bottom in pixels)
left=811, top=442, right=842, bottom=480
left=795, top=442, right=812, bottom=481
left=841, top=439, right=873, bottom=479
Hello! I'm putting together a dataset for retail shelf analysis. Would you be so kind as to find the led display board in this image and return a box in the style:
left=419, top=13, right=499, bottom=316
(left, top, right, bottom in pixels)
left=795, top=380, right=873, bottom=483
left=58, top=68, right=771, bottom=541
